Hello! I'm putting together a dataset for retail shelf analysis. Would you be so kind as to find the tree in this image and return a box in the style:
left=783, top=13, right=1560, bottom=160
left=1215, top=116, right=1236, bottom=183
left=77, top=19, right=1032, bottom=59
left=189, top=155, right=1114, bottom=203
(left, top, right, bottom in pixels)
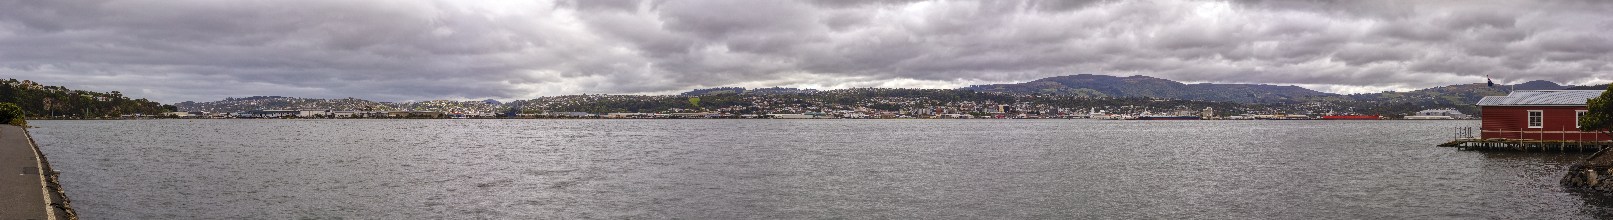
left=1582, top=86, right=1613, bottom=137
left=0, top=102, right=25, bottom=127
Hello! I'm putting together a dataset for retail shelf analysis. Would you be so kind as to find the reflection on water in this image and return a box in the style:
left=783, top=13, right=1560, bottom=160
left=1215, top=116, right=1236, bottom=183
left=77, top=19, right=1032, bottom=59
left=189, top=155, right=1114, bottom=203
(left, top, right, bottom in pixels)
left=26, top=119, right=1613, bottom=219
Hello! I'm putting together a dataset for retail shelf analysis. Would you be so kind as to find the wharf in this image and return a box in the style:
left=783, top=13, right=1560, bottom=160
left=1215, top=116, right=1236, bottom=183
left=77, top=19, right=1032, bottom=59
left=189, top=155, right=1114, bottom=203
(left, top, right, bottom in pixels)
left=1439, top=138, right=1613, bottom=152
left=1438, top=127, right=1612, bottom=152
left=0, top=125, right=73, bottom=220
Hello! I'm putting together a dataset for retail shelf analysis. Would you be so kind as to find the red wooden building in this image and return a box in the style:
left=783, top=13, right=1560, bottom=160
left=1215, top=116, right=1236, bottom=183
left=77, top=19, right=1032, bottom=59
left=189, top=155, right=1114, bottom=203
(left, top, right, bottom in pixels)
left=1477, top=90, right=1608, bottom=141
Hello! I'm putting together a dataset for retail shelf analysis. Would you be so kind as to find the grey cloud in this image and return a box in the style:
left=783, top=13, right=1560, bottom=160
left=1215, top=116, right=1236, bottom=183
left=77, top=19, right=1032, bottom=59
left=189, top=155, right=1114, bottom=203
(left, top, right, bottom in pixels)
left=1, top=0, right=1610, bottom=103
left=1333, top=44, right=1416, bottom=65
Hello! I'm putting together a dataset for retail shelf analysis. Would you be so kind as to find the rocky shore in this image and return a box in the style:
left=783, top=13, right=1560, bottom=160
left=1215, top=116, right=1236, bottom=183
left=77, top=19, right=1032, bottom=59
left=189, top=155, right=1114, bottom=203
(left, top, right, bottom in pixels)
left=1561, top=150, right=1613, bottom=190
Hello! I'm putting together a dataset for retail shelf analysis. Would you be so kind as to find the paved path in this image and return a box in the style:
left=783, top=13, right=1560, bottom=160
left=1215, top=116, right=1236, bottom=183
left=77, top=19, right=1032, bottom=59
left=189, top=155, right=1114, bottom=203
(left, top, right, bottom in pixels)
left=0, top=125, right=48, bottom=220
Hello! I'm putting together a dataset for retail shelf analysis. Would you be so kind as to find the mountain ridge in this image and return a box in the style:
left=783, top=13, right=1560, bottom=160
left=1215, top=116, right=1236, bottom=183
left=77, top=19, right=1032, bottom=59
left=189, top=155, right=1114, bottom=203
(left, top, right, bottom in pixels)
left=967, top=74, right=1341, bottom=103
left=964, top=74, right=1593, bottom=101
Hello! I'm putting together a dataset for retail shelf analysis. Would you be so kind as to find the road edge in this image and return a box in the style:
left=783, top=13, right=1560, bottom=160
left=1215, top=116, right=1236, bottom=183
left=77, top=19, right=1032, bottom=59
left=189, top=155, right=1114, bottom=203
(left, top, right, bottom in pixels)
left=22, top=127, right=76, bottom=220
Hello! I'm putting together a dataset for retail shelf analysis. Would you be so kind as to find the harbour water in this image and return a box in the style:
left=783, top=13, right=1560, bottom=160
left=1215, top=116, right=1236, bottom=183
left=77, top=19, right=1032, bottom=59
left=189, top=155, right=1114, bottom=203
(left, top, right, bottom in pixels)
left=27, top=120, right=1613, bottom=219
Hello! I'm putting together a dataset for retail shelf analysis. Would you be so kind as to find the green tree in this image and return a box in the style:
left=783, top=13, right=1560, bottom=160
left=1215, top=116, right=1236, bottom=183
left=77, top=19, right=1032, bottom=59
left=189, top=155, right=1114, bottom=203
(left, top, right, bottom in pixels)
left=0, top=102, right=25, bottom=127
left=1582, top=86, right=1613, bottom=136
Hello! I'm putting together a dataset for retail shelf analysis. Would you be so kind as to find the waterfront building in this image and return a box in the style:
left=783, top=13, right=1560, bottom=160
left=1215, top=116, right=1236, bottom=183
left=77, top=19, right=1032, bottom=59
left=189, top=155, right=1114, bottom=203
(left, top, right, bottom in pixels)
left=236, top=110, right=299, bottom=118
left=386, top=111, right=446, bottom=118
left=768, top=113, right=826, bottom=119
left=937, top=114, right=973, bottom=119
left=668, top=112, right=718, bottom=119
left=163, top=111, right=207, bottom=118
left=331, top=111, right=366, bottom=118
left=1406, top=108, right=1471, bottom=120
left=297, top=109, right=331, bottom=118
left=606, top=113, right=652, bottom=119
left=1475, top=90, right=1608, bottom=141
left=546, top=112, right=594, bottom=118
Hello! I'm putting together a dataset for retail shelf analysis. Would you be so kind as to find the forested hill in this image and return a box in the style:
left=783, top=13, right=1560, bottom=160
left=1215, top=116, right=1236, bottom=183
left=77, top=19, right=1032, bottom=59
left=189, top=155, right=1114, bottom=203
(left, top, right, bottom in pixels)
left=1568, top=84, right=1610, bottom=90
left=966, top=74, right=1334, bottom=103
left=0, top=79, right=173, bottom=118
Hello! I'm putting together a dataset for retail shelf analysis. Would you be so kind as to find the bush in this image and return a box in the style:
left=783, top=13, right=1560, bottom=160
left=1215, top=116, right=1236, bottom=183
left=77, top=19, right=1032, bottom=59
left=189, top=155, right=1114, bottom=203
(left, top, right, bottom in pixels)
left=0, top=102, right=25, bottom=127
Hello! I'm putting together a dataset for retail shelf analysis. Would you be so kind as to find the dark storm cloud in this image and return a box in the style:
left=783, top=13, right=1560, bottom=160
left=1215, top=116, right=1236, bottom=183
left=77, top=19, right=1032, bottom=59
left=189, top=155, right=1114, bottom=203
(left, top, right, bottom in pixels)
left=0, top=0, right=1609, bottom=102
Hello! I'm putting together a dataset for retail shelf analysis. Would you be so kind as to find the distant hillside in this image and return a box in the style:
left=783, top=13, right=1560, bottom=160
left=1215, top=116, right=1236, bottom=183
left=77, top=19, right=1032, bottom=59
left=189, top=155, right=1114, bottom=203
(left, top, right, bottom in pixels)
left=0, top=79, right=173, bottom=118
left=966, top=74, right=1334, bottom=103
left=175, top=96, right=396, bottom=113
left=1343, top=83, right=1510, bottom=115
left=1511, top=80, right=1567, bottom=90
left=1567, top=84, right=1609, bottom=90
left=680, top=87, right=820, bottom=96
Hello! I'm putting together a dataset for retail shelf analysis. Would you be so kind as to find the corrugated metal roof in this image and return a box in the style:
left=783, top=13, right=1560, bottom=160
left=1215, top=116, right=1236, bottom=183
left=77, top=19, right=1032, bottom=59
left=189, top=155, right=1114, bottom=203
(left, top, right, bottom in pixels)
left=1476, top=90, right=1603, bottom=106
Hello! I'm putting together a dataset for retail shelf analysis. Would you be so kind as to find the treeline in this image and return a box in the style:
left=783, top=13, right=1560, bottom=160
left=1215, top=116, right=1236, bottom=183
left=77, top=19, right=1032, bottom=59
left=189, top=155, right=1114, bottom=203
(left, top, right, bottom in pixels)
left=0, top=79, right=175, bottom=118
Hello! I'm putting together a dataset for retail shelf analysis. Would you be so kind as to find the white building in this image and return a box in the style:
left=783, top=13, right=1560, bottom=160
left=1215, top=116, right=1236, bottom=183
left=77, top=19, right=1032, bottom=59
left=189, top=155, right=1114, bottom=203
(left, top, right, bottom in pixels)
left=298, top=109, right=331, bottom=118
left=331, top=111, right=366, bottom=118
left=164, top=111, right=191, bottom=117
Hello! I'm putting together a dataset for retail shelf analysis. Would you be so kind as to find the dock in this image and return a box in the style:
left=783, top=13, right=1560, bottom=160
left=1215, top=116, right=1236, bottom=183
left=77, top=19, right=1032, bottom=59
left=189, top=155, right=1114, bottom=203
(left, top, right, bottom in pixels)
left=1437, top=127, right=1613, bottom=152
left=1, top=125, right=76, bottom=220
left=1439, top=138, right=1613, bottom=152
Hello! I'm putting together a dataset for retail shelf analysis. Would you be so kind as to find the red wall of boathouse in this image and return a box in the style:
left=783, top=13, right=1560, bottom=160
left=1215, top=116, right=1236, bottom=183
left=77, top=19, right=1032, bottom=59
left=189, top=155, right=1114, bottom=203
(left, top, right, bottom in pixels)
left=1480, top=106, right=1609, bottom=141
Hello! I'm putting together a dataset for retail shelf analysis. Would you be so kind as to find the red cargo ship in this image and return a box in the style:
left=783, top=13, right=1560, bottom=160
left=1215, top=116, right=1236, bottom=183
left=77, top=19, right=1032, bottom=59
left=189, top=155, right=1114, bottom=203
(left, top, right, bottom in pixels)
left=1320, top=115, right=1381, bottom=120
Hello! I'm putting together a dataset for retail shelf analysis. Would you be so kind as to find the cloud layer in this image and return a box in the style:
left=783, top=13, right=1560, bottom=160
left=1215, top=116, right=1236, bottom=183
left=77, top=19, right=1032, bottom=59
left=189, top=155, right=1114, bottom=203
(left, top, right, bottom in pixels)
left=1, top=0, right=1609, bottom=102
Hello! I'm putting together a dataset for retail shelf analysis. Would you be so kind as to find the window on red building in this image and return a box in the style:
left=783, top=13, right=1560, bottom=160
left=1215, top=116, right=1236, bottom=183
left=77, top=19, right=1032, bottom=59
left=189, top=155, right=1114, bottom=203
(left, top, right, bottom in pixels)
left=1528, top=110, right=1543, bottom=128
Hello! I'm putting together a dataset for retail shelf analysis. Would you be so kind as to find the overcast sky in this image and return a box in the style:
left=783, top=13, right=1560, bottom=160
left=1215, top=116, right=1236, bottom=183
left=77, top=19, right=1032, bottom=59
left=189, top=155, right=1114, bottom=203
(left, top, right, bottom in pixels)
left=2, top=0, right=1610, bottom=103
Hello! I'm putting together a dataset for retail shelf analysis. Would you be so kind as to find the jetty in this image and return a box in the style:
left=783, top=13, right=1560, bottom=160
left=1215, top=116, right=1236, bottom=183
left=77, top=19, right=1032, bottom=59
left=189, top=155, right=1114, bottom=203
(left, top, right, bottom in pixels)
left=1, top=125, right=76, bottom=220
left=1437, top=127, right=1613, bottom=152
left=1440, top=138, right=1613, bottom=152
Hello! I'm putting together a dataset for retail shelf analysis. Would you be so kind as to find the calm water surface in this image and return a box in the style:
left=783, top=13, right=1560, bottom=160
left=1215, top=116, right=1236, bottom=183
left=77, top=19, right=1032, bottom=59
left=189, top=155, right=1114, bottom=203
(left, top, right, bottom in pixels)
left=28, top=120, right=1613, bottom=219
